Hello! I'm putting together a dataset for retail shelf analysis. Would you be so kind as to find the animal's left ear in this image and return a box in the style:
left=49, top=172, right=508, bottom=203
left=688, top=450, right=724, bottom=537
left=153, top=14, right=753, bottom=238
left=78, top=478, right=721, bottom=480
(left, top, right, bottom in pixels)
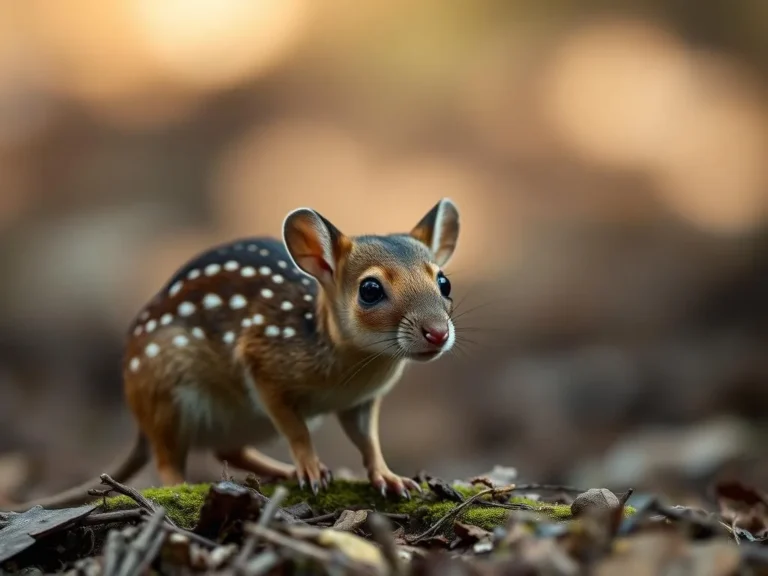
left=410, top=198, right=460, bottom=266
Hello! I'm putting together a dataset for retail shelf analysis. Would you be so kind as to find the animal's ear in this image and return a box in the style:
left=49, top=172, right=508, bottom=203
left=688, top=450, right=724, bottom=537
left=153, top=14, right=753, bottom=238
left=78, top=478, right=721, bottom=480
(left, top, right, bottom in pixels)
left=283, top=208, right=351, bottom=287
left=410, top=198, right=460, bottom=266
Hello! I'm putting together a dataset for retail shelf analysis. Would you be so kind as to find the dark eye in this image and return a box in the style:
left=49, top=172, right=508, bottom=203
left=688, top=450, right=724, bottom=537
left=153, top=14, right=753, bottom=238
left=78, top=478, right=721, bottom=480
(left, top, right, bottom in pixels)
left=359, top=278, right=385, bottom=305
left=437, top=271, right=451, bottom=297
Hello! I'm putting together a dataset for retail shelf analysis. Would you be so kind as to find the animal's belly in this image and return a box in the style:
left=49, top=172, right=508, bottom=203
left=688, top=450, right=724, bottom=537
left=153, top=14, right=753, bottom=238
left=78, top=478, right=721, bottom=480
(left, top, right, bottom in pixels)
left=174, top=385, right=324, bottom=451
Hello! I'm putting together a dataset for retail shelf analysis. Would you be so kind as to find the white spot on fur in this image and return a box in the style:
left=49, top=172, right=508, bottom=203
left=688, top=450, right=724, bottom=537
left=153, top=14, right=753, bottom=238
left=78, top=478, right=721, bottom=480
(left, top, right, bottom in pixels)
left=303, top=294, right=313, bottom=302
left=230, top=294, right=247, bottom=309
left=301, top=278, right=311, bottom=286
left=261, top=288, right=274, bottom=299
left=259, top=248, right=269, bottom=256
left=242, top=318, right=252, bottom=328
left=259, top=266, right=271, bottom=276
left=252, top=314, right=264, bottom=325
left=145, top=319, right=157, bottom=333
left=280, top=300, right=293, bottom=311
left=133, top=325, right=143, bottom=337
left=241, top=266, right=256, bottom=277
left=179, top=301, right=196, bottom=317
left=192, top=327, right=205, bottom=339
left=282, top=327, right=296, bottom=338
left=205, top=263, right=221, bottom=276
left=169, top=281, right=183, bottom=298
left=173, top=335, right=189, bottom=347
left=247, top=245, right=257, bottom=252
left=145, top=342, right=160, bottom=357
left=129, top=357, right=140, bottom=372
left=277, top=260, right=288, bottom=269
left=305, top=312, right=313, bottom=320
left=160, top=313, right=173, bottom=326
left=264, top=325, right=280, bottom=337
left=139, top=310, right=150, bottom=321
left=224, top=260, right=240, bottom=271
left=223, top=331, right=236, bottom=345
left=187, top=269, right=201, bottom=280
left=272, top=274, right=284, bottom=284
left=203, top=293, right=223, bottom=309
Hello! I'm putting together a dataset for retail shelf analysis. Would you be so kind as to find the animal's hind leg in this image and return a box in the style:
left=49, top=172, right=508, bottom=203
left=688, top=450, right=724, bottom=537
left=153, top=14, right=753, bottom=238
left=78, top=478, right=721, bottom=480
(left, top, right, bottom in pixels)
left=150, top=434, right=189, bottom=486
left=125, top=374, right=190, bottom=486
left=215, top=447, right=294, bottom=479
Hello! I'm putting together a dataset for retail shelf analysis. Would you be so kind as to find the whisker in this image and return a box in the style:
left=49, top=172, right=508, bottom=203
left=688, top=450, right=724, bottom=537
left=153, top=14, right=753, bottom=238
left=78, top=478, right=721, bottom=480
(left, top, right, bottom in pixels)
left=338, top=342, right=400, bottom=388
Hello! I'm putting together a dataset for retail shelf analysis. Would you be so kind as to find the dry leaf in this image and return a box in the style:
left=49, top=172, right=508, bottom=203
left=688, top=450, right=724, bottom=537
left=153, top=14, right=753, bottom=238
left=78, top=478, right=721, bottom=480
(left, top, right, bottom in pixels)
left=333, top=509, right=370, bottom=533
left=316, top=528, right=385, bottom=571
left=715, top=480, right=768, bottom=538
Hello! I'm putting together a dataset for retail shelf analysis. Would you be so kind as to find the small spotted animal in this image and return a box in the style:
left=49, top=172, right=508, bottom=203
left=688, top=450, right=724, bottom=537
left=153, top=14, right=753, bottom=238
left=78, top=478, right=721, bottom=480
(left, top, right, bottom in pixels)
left=7, top=199, right=460, bottom=510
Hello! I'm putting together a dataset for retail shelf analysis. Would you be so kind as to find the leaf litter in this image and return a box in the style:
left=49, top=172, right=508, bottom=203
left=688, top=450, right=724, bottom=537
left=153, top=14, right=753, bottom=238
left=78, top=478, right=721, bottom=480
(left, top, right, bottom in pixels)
left=1, top=468, right=768, bottom=575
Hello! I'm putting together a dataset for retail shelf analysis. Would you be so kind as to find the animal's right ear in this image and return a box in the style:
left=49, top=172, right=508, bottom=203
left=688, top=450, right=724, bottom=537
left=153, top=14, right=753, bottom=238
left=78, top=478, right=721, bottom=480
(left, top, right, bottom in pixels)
left=283, top=208, right=351, bottom=288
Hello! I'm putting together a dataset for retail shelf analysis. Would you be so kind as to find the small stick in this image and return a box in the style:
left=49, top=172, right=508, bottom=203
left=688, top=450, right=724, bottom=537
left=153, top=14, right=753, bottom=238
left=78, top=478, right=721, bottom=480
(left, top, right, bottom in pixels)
left=305, top=512, right=339, bottom=525
left=102, top=529, right=127, bottom=576
left=80, top=509, right=145, bottom=526
left=115, top=507, right=167, bottom=576
left=243, top=550, right=282, bottom=576
left=408, top=484, right=517, bottom=544
left=367, top=513, right=404, bottom=576
left=505, top=483, right=585, bottom=494
left=245, top=523, right=378, bottom=575
left=97, top=474, right=178, bottom=528
left=257, top=485, right=289, bottom=528
left=161, top=523, right=219, bottom=549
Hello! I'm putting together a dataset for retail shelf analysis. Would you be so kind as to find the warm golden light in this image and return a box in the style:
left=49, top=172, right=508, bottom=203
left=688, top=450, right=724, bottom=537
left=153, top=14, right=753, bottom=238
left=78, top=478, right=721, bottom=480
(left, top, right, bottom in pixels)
left=131, top=0, right=310, bottom=89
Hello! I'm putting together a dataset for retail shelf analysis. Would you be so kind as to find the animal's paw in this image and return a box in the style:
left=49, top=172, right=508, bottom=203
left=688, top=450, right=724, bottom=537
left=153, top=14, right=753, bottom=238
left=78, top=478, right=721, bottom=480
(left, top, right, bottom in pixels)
left=369, top=467, right=423, bottom=499
left=293, top=455, right=333, bottom=495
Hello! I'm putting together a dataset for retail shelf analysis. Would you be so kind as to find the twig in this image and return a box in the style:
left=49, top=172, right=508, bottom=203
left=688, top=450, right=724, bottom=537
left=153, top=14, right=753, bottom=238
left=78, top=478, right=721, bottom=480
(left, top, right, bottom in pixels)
left=161, top=523, right=219, bottom=549
left=102, top=529, right=127, bottom=576
left=95, top=473, right=178, bottom=528
left=245, top=523, right=378, bottom=575
left=408, top=484, right=517, bottom=544
left=243, top=550, right=282, bottom=576
left=367, top=513, right=404, bottom=576
left=233, top=485, right=291, bottom=574
left=305, top=512, right=339, bottom=525
left=80, top=509, right=145, bottom=526
left=114, top=507, right=168, bottom=576
left=618, top=488, right=634, bottom=507
left=506, top=483, right=585, bottom=494
left=476, top=501, right=536, bottom=511
left=257, top=485, right=289, bottom=528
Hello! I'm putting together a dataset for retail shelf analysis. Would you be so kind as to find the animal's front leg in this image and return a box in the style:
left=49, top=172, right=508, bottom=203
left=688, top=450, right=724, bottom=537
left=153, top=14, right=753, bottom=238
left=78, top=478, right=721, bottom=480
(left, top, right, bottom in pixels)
left=255, top=385, right=331, bottom=493
left=337, top=396, right=422, bottom=498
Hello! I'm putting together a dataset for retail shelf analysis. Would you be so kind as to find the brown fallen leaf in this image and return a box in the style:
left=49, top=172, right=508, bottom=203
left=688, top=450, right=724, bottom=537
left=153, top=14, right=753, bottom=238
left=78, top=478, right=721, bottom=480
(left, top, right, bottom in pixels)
left=316, top=528, right=386, bottom=573
left=192, top=481, right=262, bottom=540
left=427, top=478, right=465, bottom=503
left=452, top=520, right=492, bottom=548
left=715, top=480, right=768, bottom=538
left=333, top=509, right=370, bottom=533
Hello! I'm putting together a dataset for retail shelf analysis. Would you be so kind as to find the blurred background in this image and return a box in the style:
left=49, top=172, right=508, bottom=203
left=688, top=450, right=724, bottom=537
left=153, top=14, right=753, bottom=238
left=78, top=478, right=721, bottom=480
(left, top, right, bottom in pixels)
left=0, top=0, right=767, bottom=507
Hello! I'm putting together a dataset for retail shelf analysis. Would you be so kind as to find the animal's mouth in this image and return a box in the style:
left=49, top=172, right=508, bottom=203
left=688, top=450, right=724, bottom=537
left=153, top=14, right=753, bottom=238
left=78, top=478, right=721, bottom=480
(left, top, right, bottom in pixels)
left=408, top=350, right=443, bottom=362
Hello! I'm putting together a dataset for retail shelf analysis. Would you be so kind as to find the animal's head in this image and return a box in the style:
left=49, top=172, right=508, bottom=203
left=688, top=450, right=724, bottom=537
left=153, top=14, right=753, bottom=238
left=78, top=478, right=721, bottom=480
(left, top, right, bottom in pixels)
left=283, top=199, right=460, bottom=362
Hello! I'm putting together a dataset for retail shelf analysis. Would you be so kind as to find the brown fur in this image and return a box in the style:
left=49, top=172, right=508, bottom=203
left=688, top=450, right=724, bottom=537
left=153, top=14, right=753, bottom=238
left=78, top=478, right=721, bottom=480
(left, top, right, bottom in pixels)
left=4, top=198, right=460, bottom=510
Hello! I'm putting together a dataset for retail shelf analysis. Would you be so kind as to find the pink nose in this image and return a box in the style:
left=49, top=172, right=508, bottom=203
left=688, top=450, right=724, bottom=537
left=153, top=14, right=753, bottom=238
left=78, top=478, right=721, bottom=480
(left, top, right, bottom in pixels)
left=422, top=325, right=449, bottom=346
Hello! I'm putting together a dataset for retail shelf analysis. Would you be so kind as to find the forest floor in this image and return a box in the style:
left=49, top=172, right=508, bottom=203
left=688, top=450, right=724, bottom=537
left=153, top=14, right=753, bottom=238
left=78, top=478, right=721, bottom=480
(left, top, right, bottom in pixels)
left=1, top=466, right=767, bottom=575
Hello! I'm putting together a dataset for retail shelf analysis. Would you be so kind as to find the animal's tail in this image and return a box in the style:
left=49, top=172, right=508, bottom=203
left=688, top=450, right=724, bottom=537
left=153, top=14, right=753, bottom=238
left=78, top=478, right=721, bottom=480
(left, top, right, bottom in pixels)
left=1, top=433, right=150, bottom=512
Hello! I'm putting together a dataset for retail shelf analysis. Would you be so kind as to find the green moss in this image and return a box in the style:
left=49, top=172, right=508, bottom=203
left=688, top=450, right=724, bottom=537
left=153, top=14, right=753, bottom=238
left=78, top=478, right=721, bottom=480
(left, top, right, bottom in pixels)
left=96, top=480, right=635, bottom=533
left=98, top=483, right=210, bottom=529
